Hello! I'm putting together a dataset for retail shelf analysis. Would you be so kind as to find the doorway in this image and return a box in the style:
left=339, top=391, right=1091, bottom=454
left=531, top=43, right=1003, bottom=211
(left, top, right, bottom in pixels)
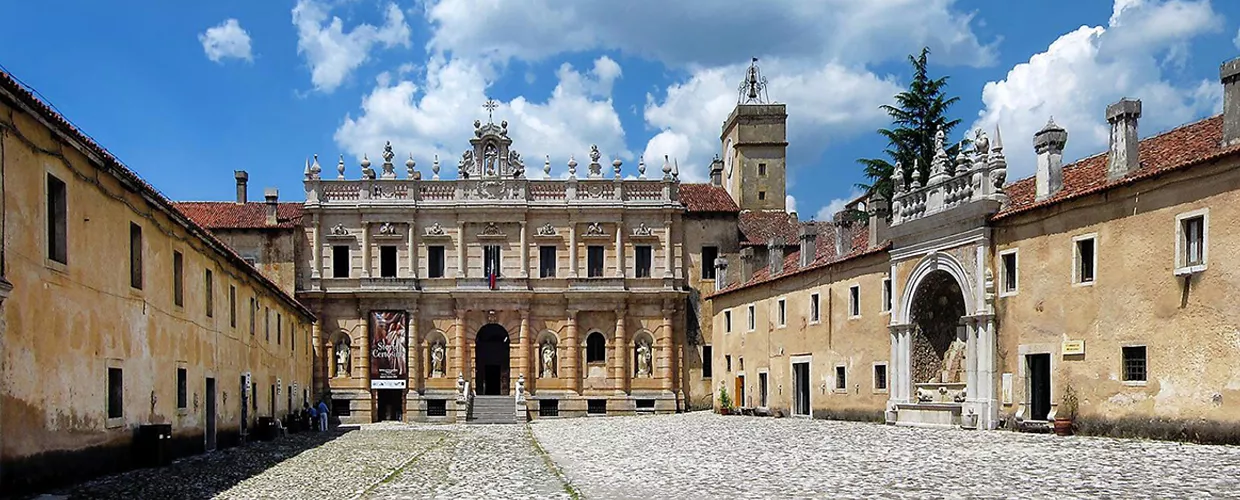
left=375, top=389, right=404, bottom=421
left=239, top=375, right=248, bottom=441
left=474, top=324, right=511, bottom=395
left=758, top=372, right=768, bottom=408
left=205, top=377, right=217, bottom=451
left=1027, top=353, right=1051, bottom=421
left=792, top=361, right=810, bottom=416
left=734, top=375, right=745, bottom=408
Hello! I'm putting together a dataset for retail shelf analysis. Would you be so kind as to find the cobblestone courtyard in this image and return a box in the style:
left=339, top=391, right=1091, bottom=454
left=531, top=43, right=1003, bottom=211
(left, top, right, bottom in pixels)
left=54, top=412, right=1240, bottom=499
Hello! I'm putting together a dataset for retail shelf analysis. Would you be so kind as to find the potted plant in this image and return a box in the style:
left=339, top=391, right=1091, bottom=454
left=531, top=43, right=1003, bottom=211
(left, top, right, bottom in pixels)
left=1054, top=383, right=1078, bottom=436
left=718, top=387, right=733, bottom=415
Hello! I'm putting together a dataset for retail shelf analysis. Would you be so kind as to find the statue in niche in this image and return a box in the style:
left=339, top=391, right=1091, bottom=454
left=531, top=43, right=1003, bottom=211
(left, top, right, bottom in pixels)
left=484, top=144, right=498, bottom=176
left=335, top=341, right=351, bottom=377
left=541, top=341, right=556, bottom=378
left=430, top=341, right=446, bottom=377
left=636, top=339, right=653, bottom=378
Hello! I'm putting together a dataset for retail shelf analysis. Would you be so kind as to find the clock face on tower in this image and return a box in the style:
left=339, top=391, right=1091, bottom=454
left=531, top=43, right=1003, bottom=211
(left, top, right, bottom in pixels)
left=724, top=139, right=735, bottom=182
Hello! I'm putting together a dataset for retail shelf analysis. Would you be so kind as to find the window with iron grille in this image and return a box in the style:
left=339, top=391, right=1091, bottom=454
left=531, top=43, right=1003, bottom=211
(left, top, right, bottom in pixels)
left=1122, top=346, right=1147, bottom=382
left=427, top=399, right=447, bottom=417
left=636, top=399, right=655, bottom=410
left=588, top=399, right=607, bottom=415
left=874, top=364, right=888, bottom=391
left=539, top=399, right=560, bottom=417
left=835, top=365, right=847, bottom=390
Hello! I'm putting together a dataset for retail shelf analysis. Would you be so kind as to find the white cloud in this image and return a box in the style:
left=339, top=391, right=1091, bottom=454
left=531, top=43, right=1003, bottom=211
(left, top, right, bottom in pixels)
left=333, top=56, right=628, bottom=178
left=423, top=0, right=997, bottom=68
left=292, top=0, right=411, bottom=93
left=973, top=0, right=1222, bottom=179
left=816, top=188, right=863, bottom=222
left=199, top=19, right=252, bottom=63
left=1234, top=26, right=1240, bottom=50
left=785, top=195, right=798, bottom=215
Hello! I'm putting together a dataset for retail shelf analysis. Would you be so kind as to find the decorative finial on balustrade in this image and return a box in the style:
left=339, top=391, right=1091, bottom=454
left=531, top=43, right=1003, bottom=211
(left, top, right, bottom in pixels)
left=672, top=158, right=680, bottom=181
left=361, top=154, right=375, bottom=179
left=892, top=161, right=905, bottom=194
left=544, top=155, right=552, bottom=179
left=588, top=145, right=603, bottom=178
left=992, top=124, right=1004, bottom=153
left=955, top=142, right=971, bottom=175
left=304, top=157, right=312, bottom=180
left=406, top=153, right=416, bottom=179
left=662, top=155, right=672, bottom=180
left=613, top=157, right=623, bottom=178
left=432, top=154, right=441, bottom=180
left=638, top=155, right=647, bottom=179
left=380, top=141, right=396, bottom=179
left=910, top=158, right=923, bottom=189
left=568, top=155, right=578, bottom=178
left=337, top=154, right=346, bottom=179
left=990, top=125, right=1008, bottom=192
left=309, top=154, right=322, bottom=180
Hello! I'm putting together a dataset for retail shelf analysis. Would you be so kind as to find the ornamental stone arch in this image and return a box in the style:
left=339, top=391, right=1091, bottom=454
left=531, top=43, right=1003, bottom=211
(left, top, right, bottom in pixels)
left=897, top=251, right=977, bottom=326
left=631, top=330, right=656, bottom=378
left=424, top=330, right=449, bottom=378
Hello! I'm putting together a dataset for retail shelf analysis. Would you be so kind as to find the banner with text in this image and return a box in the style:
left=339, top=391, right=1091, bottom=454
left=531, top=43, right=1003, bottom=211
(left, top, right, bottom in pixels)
left=369, top=310, right=408, bottom=388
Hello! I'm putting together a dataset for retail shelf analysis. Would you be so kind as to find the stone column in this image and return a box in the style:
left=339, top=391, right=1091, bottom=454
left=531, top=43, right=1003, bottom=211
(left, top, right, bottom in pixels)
left=978, top=316, right=998, bottom=429
left=663, top=219, right=674, bottom=278
left=568, top=222, right=579, bottom=278
left=457, top=222, right=467, bottom=278
left=659, top=304, right=674, bottom=390
left=357, top=311, right=371, bottom=385
left=614, top=222, right=625, bottom=278
left=612, top=307, right=626, bottom=392
left=311, top=320, right=324, bottom=391
left=964, top=318, right=978, bottom=403
left=361, top=222, right=372, bottom=278
left=408, top=307, right=421, bottom=393
left=899, top=326, right=912, bottom=404
left=519, top=311, right=531, bottom=392
left=451, top=309, right=466, bottom=381
left=565, top=309, right=580, bottom=393
left=408, top=222, right=418, bottom=279
left=519, top=221, right=529, bottom=278
left=310, top=216, right=322, bottom=280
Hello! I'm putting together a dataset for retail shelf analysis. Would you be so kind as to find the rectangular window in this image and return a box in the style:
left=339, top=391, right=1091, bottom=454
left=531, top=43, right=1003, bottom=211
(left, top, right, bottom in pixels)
left=777, top=299, right=786, bottom=327
left=332, top=245, right=349, bottom=278
left=47, top=173, right=68, bottom=264
left=172, top=251, right=184, bottom=306
left=810, top=293, right=820, bottom=323
left=848, top=285, right=860, bottom=317
left=587, top=245, right=605, bottom=277
left=702, top=345, right=712, bottom=378
left=882, top=278, right=892, bottom=312
left=1183, top=215, right=1205, bottom=267
left=1075, top=236, right=1096, bottom=284
left=758, top=163, right=767, bottom=176
left=252, top=382, right=258, bottom=411
left=758, top=191, right=766, bottom=200
left=380, top=245, right=397, bottom=277
left=265, top=307, right=270, bottom=341
left=1122, top=346, right=1147, bottom=383
left=635, top=245, right=652, bottom=278
left=484, top=245, right=501, bottom=277
left=107, top=367, right=123, bottom=419
left=758, top=372, right=769, bottom=407
left=724, top=310, right=732, bottom=333
left=427, top=245, right=445, bottom=278
left=130, top=223, right=143, bottom=289
left=277, top=314, right=282, bottom=345
left=701, top=246, right=718, bottom=279
left=1001, top=250, right=1018, bottom=295
left=229, top=286, right=237, bottom=328
left=176, top=367, right=187, bottom=410
left=725, top=354, right=732, bottom=372
left=204, top=269, right=214, bottom=317
left=539, top=246, right=557, bottom=278
left=747, top=304, right=755, bottom=331
left=874, top=364, right=888, bottom=391
left=835, top=365, right=847, bottom=391
left=249, top=298, right=256, bottom=335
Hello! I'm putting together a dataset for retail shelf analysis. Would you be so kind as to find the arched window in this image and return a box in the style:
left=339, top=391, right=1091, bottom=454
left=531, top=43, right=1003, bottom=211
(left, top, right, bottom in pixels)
left=586, top=332, right=606, bottom=363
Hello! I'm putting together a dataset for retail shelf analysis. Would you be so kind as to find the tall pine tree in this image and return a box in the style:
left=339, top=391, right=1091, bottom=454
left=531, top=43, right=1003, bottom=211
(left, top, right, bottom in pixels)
left=858, top=47, right=964, bottom=204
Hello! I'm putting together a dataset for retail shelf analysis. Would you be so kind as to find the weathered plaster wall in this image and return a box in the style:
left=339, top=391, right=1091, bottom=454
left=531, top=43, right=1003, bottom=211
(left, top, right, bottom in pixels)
left=993, top=158, right=1240, bottom=425
left=682, top=213, right=742, bottom=410
left=0, top=97, right=314, bottom=491
left=210, top=229, right=300, bottom=294
left=711, top=252, right=892, bottom=419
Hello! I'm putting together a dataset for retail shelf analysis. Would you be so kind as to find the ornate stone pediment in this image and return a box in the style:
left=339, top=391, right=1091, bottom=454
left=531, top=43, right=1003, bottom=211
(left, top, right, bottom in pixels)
left=326, top=223, right=354, bottom=240
left=535, top=223, right=558, bottom=237
left=374, top=222, right=403, bottom=239
left=630, top=222, right=656, bottom=239
left=423, top=222, right=449, bottom=238
left=477, top=222, right=506, bottom=239
left=582, top=222, right=608, bottom=238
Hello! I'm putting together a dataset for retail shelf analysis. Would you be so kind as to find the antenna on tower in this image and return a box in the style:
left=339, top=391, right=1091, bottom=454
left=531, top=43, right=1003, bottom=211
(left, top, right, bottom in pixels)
left=738, top=57, right=770, bottom=104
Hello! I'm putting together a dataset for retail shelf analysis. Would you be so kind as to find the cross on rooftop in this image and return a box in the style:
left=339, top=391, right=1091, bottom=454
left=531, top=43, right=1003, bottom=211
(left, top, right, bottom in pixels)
left=483, top=99, right=499, bottom=123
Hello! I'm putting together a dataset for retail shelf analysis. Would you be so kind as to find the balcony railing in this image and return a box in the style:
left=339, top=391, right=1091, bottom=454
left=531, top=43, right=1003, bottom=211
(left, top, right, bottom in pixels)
left=306, top=177, right=679, bottom=207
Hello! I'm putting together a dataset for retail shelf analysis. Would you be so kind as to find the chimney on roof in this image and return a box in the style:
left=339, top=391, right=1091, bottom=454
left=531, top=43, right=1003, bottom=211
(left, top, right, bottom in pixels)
left=264, top=188, right=279, bottom=226
left=832, top=212, right=853, bottom=256
left=767, top=237, right=785, bottom=276
left=1033, top=118, right=1067, bottom=201
left=1106, top=98, right=1142, bottom=180
left=798, top=224, right=817, bottom=268
left=1221, top=57, right=1240, bottom=146
left=234, top=170, right=249, bottom=204
left=709, top=155, right=724, bottom=187
left=714, top=257, right=729, bottom=292
left=868, top=194, right=889, bottom=250
left=740, top=247, right=755, bottom=283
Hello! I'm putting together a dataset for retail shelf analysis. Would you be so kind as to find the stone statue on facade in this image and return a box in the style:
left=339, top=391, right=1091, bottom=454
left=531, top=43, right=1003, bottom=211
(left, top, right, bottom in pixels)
left=335, top=341, right=351, bottom=377
left=636, top=339, right=653, bottom=377
left=459, top=150, right=474, bottom=179
left=430, top=341, right=445, bottom=377
left=541, top=341, right=556, bottom=378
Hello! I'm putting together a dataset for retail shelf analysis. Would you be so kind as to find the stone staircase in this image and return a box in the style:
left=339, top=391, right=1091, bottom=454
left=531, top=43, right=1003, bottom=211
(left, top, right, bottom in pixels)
left=468, top=395, right=518, bottom=424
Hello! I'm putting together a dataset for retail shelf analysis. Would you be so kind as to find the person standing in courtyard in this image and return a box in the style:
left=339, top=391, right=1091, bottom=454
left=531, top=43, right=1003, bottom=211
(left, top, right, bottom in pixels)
left=318, top=400, right=329, bottom=431
left=306, top=402, right=317, bottom=432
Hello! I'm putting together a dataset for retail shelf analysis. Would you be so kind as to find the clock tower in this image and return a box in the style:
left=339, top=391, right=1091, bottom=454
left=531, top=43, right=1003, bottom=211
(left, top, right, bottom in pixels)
left=722, top=58, right=788, bottom=212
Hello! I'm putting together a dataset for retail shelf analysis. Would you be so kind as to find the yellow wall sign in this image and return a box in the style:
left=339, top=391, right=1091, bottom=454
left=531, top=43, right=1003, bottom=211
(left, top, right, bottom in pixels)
left=1062, top=340, right=1085, bottom=356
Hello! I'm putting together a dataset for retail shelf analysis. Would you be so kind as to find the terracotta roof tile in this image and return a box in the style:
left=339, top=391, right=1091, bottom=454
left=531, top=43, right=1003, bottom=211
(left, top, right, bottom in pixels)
left=679, top=184, right=739, bottom=213
left=738, top=211, right=800, bottom=246
left=710, top=221, right=886, bottom=298
left=997, top=115, right=1239, bottom=219
left=0, top=69, right=313, bottom=319
left=174, top=202, right=304, bottom=229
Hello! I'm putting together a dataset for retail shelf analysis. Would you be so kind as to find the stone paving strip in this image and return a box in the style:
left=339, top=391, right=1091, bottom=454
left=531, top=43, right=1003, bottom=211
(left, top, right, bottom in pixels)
left=530, top=412, right=1240, bottom=499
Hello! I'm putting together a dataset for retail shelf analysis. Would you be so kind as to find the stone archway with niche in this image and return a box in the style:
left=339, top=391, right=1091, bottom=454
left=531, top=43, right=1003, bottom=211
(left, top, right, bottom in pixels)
left=889, top=250, right=998, bottom=430
left=631, top=330, right=656, bottom=379
left=330, top=330, right=353, bottom=379
left=424, top=330, right=449, bottom=380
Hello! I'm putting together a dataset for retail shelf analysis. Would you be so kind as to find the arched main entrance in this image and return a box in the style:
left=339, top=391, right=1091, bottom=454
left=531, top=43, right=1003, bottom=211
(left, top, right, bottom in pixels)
left=474, top=324, right=510, bottom=395
left=909, top=269, right=967, bottom=385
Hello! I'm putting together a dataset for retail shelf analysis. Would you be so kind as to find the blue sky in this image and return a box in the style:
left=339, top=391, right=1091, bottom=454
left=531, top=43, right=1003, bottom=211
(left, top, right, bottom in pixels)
left=2, top=0, right=1238, bottom=219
